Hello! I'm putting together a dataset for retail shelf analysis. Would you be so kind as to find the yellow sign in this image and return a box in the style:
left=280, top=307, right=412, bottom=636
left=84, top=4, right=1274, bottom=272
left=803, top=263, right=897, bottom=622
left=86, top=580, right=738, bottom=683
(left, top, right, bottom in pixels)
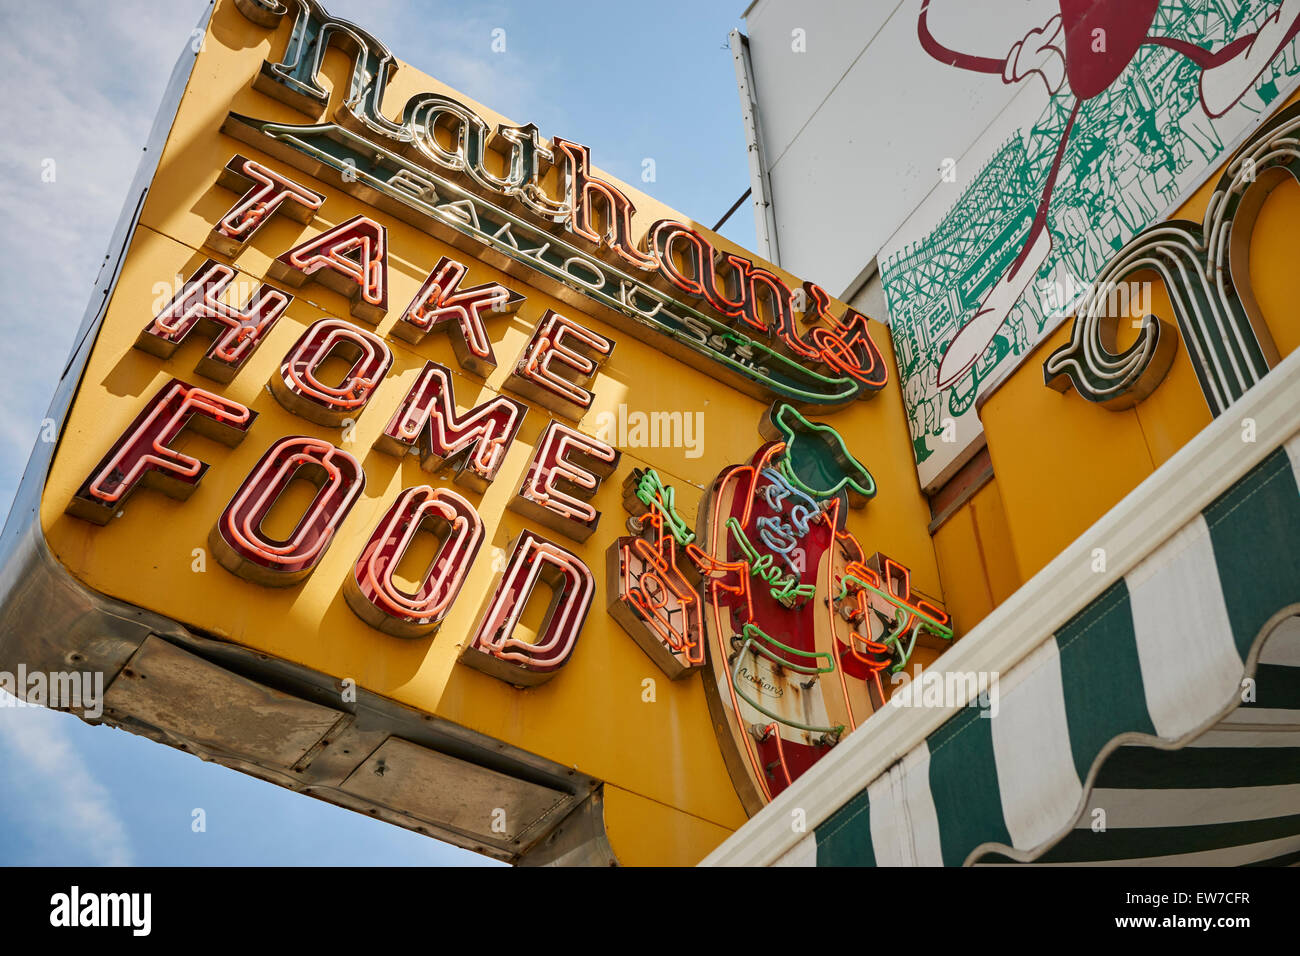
left=12, top=0, right=952, bottom=865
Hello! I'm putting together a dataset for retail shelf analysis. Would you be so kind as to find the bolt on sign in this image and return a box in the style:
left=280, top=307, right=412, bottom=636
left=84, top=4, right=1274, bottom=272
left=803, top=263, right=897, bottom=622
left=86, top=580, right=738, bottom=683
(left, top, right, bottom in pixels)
left=0, top=0, right=954, bottom=864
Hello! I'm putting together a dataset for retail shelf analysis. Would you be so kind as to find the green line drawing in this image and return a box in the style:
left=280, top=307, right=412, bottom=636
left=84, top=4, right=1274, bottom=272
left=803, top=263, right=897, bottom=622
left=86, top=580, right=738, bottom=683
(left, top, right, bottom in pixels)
left=883, top=0, right=1300, bottom=474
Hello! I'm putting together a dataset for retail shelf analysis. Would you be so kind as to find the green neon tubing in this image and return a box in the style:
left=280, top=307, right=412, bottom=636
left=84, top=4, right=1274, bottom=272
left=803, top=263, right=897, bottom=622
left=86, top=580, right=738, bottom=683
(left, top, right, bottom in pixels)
left=730, top=624, right=843, bottom=736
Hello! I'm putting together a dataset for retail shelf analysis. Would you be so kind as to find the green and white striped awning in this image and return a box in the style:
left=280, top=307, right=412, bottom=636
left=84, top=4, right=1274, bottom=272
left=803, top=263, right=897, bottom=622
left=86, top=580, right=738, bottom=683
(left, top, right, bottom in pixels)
left=704, top=345, right=1300, bottom=868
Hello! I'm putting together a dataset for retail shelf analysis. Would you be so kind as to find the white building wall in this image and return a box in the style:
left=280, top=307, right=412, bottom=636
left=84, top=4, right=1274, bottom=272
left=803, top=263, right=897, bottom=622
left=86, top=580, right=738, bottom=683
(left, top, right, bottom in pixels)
left=744, top=0, right=1063, bottom=296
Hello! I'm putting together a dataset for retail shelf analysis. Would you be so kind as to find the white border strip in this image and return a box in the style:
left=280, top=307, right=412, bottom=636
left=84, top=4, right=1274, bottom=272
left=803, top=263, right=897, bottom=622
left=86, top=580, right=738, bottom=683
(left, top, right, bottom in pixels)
left=702, top=347, right=1300, bottom=866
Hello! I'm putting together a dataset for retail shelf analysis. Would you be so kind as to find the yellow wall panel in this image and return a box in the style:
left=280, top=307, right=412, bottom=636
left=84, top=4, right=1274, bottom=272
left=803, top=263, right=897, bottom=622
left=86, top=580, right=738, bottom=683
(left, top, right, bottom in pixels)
left=1247, top=175, right=1300, bottom=361
left=981, top=324, right=1156, bottom=578
left=931, top=505, right=993, bottom=638
left=1125, top=270, right=1215, bottom=468
left=603, top=785, right=735, bottom=866
left=969, top=480, right=1021, bottom=606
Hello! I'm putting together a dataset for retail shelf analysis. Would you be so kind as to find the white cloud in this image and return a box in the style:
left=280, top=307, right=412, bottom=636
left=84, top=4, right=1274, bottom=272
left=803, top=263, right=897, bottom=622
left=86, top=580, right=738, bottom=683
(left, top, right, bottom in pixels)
left=0, top=4, right=203, bottom=856
left=325, top=0, right=559, bottom=125
left=0, top=692, right=133, bottom=865
left=0, top=0, right=209, bottom=507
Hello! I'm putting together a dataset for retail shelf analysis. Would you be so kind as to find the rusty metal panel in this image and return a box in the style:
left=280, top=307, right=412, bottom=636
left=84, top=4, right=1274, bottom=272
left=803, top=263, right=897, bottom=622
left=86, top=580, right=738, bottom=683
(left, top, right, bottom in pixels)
left=341, top=737, right=573, bottom=847
left=104, top=636, right=343, bottom=768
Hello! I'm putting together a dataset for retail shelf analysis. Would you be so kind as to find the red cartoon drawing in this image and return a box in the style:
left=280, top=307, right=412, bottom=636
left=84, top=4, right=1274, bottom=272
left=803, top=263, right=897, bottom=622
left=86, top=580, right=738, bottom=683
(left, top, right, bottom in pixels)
left=918, top=0, right=1300, bottom=390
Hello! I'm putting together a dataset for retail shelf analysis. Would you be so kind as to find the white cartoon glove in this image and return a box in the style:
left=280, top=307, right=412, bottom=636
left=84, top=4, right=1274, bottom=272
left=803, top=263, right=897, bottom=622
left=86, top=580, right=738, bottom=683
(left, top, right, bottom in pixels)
left=1004, top=14, right=1067, bottom=95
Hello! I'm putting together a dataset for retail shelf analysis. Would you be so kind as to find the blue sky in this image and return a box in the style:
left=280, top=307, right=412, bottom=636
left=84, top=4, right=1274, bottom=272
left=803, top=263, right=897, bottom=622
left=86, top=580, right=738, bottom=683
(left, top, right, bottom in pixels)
left=0, top=0, right=754, bottom=866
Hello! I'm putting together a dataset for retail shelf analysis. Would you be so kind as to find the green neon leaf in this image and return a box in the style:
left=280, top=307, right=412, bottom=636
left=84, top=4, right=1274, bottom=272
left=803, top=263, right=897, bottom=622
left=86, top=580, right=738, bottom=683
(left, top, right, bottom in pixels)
left=634, top=470, right=694, bottom=545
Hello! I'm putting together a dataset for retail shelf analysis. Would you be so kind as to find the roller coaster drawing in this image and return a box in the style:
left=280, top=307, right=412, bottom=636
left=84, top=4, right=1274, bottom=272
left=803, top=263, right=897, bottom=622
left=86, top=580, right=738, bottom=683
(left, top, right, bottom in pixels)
left=883, top=0, right=1300, bottom=471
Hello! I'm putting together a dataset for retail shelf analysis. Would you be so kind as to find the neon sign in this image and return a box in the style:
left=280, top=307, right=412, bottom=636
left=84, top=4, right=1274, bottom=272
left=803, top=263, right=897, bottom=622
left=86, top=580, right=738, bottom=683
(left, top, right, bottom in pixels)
left=345, top=484, right=484, bottom=637
left=606, top=469, right=706, bottom=679
left=836, top=553, right=953, bottom=678
left=206, top=153, right=324, bottom=257
left=374, top=361, right=525, bottom=492
left=511, top=421, right=620, bottom=542
left=553, top=136, right=657, bottom=271
left=269, top=214, right=388, bottom=324
left=460, top=530, right=596, bottom=687
left=393, top=255, right=525, bottom=377
left=506, top=311, right=613, bottom=420
left=270, top=318, right=393, bottom=426
left=210, top=436, right=365, bottom=586
left=592, top=402, right=954, bottom=808
left=65, top=152, right=612, bottom=683
left=1044, top=100, right=1297, bottom=413
left=73, top=347, right=947, bottom=805
left=58, top=2, right=931, bottom=814
left=136, top=260, right=291, bottom=383
left=221, top=0, right=890, bottom=410
left=67, top=379, right=255, bottom=525
left=684, top=403, right=950, bottom=810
